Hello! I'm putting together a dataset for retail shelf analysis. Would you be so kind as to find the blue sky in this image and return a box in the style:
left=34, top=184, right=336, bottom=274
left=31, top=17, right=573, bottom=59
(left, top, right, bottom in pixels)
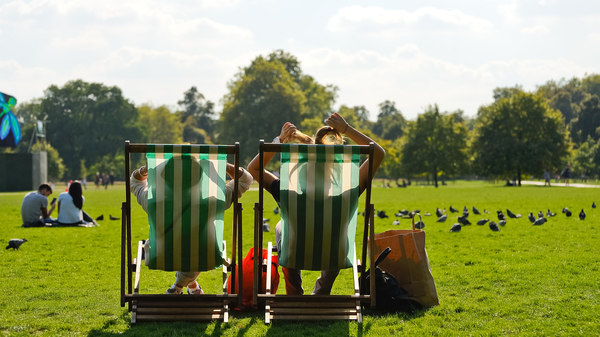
left=1, top=0, right=599, bottom=120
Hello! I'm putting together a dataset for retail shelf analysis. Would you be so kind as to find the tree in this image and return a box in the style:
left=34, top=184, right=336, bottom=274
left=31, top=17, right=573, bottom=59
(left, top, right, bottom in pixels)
left=401, top=105, right=469, bottom=187
left=138, top=105, right=183, bottom=144
left=40, top=80, right=141, bottom=178
left=268, top=50, right=338, bottom=121
left=471, top=91, right=570, bottom=186
left=570, top=95, right=600, bottom=143
left=582, top=73, right=600, bottom=98
left=493, top=85, right=523, bottom=101
left=571, top=136, right=599, bottom=179
left=220, top=53, right=327, bottom=163
left=177, top=86, right=215, bottom=140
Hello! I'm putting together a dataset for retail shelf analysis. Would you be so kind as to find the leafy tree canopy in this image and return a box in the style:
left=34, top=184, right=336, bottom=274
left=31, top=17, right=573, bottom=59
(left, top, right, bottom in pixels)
left=472, top=91, right=569, bottom=185
left=138, top=105, right=183, bottom=144
left=40, top=80, right=141, bottom=178
left=401, top=105, right=469, bottom=187
left=220, top=51, right=336, bottom=163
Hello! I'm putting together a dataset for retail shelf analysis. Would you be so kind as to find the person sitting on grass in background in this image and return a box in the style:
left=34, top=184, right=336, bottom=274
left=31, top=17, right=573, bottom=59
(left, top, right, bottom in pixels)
left=56, top=181, right=98, bottom=226
left=130, top=161, right=253, bottom=295
left=21, top=183, right=56, bottom=227
left=247, top=113, right=385, bottom=295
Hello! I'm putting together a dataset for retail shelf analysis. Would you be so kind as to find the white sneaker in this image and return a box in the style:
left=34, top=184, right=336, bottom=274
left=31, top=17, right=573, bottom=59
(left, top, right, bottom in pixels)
left=187, top=286, right=204, bottom=295
left=165, top=284, right=182, bottom=294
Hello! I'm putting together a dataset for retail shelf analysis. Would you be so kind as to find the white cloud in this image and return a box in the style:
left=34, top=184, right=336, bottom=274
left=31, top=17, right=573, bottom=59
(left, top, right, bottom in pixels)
left=326, top=6, right=493, bottom=37
left=296, top=46, right=591, bottom=119
left=497, top=0, right=520, bottom=25
left=520, top=25, right=549, bottom=36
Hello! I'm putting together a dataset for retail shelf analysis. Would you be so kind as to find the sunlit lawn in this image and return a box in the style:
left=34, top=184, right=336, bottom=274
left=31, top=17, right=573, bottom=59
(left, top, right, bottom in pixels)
left=1, top=181, right=599, bottom=336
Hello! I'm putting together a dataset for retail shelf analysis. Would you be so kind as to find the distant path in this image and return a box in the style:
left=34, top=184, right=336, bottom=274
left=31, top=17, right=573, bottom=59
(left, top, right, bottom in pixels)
left=521, top=180, right=600, bottom=188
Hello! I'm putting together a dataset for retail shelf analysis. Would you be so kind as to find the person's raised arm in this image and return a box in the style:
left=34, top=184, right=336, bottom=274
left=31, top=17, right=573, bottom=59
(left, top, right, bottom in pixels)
left=247, top=122, right=297, bottom=194
left=325, top=113, right=385, bottom=194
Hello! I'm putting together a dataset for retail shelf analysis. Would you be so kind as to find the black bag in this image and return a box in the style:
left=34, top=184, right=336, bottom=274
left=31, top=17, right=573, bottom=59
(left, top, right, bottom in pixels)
left=363, top=247, right=423, bottom=312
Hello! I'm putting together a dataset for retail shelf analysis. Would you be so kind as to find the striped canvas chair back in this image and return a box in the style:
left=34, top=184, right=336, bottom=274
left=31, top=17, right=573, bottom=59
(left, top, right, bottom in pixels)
left=146, top=144, right=229, bottom=272
left=278, top=144, right=361, bottom=270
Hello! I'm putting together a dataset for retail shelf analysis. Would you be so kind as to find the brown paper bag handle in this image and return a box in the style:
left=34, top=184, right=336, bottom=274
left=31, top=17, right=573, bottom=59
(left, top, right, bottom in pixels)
left=412, top=212, right=422, bottom=231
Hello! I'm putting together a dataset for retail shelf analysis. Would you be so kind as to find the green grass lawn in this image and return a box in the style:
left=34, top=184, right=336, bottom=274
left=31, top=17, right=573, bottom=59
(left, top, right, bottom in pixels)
left=1, top=182, right=599, bottom=336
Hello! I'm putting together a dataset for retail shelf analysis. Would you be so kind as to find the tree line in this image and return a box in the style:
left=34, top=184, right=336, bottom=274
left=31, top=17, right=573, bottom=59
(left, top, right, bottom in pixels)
left=4, top=50, right=600, bottom=187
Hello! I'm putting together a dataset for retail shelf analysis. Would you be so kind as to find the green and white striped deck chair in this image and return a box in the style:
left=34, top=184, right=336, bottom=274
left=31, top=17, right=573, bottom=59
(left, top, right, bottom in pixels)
left=255, top=142, right=377, bottom=323
left=278, top=144, right=361, bottom=271
left=146, top=144, right=228, bottom=272
left=121, top=142, right=243, bottom=324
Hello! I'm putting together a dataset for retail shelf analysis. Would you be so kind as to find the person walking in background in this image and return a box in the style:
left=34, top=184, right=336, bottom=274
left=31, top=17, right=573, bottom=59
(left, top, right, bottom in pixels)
left=543, top=168, right=551, bottom=187
left=95, top=172, right=101, bottom=189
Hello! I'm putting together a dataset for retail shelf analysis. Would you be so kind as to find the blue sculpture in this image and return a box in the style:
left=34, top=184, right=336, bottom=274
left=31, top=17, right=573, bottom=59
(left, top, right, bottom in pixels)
left=0, top=92, right=20, bottom=148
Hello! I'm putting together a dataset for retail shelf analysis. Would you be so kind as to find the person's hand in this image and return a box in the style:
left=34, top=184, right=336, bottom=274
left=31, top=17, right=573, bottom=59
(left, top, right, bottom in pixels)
left=279, top=122, right=297, bottom=143
left=139, top=165, right=147, bottom=176
left=325, top=113, right=349, bottom=133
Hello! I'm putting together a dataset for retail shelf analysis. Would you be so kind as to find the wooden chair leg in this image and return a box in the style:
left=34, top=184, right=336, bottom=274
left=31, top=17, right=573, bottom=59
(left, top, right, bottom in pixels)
left=134, top=241, right=144, bottom=294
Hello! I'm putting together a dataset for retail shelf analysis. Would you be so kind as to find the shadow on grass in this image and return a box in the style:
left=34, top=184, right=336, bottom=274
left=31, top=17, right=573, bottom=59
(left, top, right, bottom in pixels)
left=86, top=307, right=429, bottom=337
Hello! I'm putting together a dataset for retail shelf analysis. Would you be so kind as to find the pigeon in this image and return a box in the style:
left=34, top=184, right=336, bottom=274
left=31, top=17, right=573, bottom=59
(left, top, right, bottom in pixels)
left=273, top=207, right=279, bottom=215
left=436, top=214, right=448, bottom=223
left=546, top=209, right=556, bottom=217
left=394, top=212, right=404, bottom=217
left=498, top=220, right=507, bottom=227
left=476, top=219, right=489, bottom=226
left=436, top=208, right=444, bottom=217
left=472, top=207, right=481, bottom=215
left=377, top=210, right=389, bottom=219
left=109, top=215, right=119, bottom=221
left=489, top=221, right=501, bottom=231
left=506, top=209, right=517, bottom=219
left=533, top=217, right=547, bottom=226
left=392, top=219, right=400, bottom=226
left=579, top=209, right=586, bottom=220
left=563, top=208, right=572, bottom=217
left=483, top=209, right=490, bottom=213
left=528, top=212, right=536, bottom=223
left=96, top=214, right=104, bottom=221
left=462, top=209, right=469, bottom=218
left=397, top=210, right=409, bottom=216
left=497, top=211, right=506, bottom=221
left=6, top=239, right=27, bottom=250
left=458, top=215, right=471, bottom=226
left=463, top=206, right=468, bottom=213
left=414, top=221, right=425, bottom=229
left=263, top=218, right=270, bottom=224
left=449, top=223, right=461, bottom=232
left=538, top=211, right=544, bottom=218
left=263, top=223, right=271, bottom=232
left=593, top=202, right=596, bottom=209
left=449, top=206, right=458, bottom=213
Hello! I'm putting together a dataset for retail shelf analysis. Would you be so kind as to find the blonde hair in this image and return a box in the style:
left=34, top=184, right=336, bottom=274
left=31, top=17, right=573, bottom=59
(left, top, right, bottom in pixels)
left=314, top=126, right=343, bottom=145
left=287, top=127, right=343, bottom=145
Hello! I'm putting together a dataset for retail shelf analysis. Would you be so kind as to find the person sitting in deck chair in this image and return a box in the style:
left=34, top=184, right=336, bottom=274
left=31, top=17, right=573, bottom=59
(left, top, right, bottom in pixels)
left=130, top=160, right=252, bottom=295
left=247, top=113, right=385, bottom=295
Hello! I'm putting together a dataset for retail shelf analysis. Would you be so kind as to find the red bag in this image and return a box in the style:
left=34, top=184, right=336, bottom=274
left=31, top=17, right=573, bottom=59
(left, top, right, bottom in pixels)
left=227, top=248, right=279, bottom=308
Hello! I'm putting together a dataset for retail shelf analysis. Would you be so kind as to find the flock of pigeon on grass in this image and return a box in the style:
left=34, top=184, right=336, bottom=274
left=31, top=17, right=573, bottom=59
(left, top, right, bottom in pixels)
left=375, top=202, right=595, bottom=233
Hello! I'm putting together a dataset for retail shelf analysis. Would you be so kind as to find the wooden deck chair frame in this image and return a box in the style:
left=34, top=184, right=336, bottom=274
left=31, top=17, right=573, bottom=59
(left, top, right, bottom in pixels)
left=253, top=140, right=377, bottom=323
left=120, top=141, right=244, bottom=324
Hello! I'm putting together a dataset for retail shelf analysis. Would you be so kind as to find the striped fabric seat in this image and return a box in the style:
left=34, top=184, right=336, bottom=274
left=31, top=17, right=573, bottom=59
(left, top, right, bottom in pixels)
left=278, top=144, right=361, bottom=271
left=146, top=144, right=229, bottom=272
